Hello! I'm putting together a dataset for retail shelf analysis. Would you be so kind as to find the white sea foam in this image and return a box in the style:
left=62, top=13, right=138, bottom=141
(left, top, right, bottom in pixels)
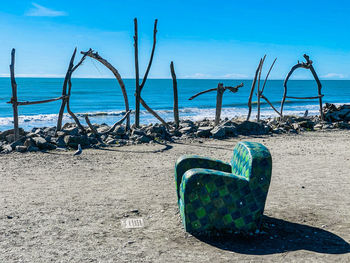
left=0, top=103, right=346, bottom=131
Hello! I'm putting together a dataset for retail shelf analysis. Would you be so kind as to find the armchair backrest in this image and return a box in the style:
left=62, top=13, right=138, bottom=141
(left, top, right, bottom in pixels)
left=231, top=141, right=272, bottom=181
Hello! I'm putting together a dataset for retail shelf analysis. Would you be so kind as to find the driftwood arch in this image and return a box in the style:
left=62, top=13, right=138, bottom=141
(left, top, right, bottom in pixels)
left=80, top=49, right=130, bottom=130
left=281, top=54, right=324, bottom=120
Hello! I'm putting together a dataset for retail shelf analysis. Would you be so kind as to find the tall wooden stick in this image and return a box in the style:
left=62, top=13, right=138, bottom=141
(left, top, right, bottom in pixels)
left=140, top=19, right=158, bottom=91
left=81, top=50, right=130, bottom=129
left=134, top=18, right=141, bottom=128
left=56, top=48, right=77, bottom=132
left=256, top=57, right=265, bottom=122
left=247, top=57, right=263, bottom=121
left=9, top=48, right=19, bottom=140
left=170, top=61, right=179, bottom=128
left=215, top=83, right=225, bottom=126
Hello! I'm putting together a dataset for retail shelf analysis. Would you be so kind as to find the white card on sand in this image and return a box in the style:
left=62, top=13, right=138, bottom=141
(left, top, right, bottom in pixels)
left=121, top=218, right=144, bottom=229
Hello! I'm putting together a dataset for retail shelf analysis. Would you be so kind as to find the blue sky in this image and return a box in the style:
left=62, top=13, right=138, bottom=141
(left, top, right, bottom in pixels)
left=0, top=0, right=349, bottom=79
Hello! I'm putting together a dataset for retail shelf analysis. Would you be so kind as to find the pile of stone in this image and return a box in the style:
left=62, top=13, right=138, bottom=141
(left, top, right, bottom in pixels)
left=323, top=103, right=350, bottom=122
left=1, top=104, right=349, bottom=154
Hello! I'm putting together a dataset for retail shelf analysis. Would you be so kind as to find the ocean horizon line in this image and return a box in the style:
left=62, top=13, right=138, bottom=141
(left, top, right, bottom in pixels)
left=0, top=76, right=349, bottom=81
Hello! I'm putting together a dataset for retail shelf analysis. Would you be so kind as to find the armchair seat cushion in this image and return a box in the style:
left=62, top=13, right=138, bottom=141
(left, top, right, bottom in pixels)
left=175, top=141, right=272, bottom=235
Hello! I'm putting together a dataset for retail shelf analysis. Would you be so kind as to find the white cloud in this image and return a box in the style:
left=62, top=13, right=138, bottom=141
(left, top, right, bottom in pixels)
left=321, top=73, right=346, bottom=79
left=222, top=73, right=248, bottom=79
left=26, top=3, right=67, bottom=17
left=183, top=73, right=212, bottom=79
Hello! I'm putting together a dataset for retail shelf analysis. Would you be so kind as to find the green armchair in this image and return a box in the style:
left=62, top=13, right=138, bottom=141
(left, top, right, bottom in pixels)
left=175, top=141, right=272, bottom=235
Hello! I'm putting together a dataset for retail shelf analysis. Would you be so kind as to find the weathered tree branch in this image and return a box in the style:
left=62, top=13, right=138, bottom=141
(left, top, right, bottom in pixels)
left=281, top=54, right=324, bottom=119
left=56, top=48, right=77, bottom=132
left=8, top=96, right=67, bottom=106
left=247, top=56, right=265, bottom=121
left=134, top=18, right=141, bottom=128
left=140, top=19, right=158, bottom=91
left=9, top=48, right=19, bottom=140
left=170, top=61, right=179, bottom=128
left=189, top=83, right=243, bottom=101
left=256, top=56, right=266, bottom=122
left=261, top=58, right=277, bottom=94
left=140, top=97, right=169, bottom=129
left=81, top=49, right=130, bottom=129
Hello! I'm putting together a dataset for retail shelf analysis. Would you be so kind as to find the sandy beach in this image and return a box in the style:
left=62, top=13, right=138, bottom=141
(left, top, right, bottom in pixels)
left=0, top=130, right=349, bottom=262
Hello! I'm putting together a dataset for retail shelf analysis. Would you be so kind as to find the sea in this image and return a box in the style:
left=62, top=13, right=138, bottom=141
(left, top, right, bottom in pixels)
left=0, top=78, right=349, bottom=131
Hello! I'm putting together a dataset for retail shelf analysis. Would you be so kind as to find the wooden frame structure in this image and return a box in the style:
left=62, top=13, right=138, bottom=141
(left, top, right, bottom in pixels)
left=281, top=54, right=324, bottom=120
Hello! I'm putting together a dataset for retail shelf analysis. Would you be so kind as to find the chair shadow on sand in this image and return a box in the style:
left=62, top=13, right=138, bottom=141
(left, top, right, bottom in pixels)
left=194, top=215, right=350, bottom=255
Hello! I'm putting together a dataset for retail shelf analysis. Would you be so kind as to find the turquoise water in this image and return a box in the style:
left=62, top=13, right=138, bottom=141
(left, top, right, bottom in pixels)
left=0, top=78, right=349, bottom=131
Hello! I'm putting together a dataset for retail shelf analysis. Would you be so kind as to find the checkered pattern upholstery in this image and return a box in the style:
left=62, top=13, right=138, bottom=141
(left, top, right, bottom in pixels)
left=175, top=141, right=272, bottom=235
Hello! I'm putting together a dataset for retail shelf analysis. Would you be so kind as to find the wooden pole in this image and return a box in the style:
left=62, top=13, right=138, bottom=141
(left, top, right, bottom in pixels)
left=256, top=58, right=265, bottom=122
left=214, top=83, right=224, bottom=126
left=247, top=57, right=263, bottom=121
left=170, top=61, right=179, bottom=128
left=134, top=18, right=141, bottom=128
left=9, top=48, right=19, bottom=140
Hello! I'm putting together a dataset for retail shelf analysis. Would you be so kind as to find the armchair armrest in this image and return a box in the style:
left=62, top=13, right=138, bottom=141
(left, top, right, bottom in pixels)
left=175, top=155, right=231, bottom=200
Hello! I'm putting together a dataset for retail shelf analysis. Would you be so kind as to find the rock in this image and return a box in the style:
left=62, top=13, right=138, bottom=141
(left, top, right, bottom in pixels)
left=334, top=122, right=350, bottom=129
left=0, top=128, right=25, bottom=140
left=15, top=145, right=27, bottom=153
left=292, top=123, right=300, bottom=130
left=210, top=126, right=226, bottom=139
left=236, top=121, right=268, bottom=135
left=32, top=137, right=56, bottom=150
left=62, top=126, right=79, bottom=136
left=179, top=126, right=194, bottom=134
left=10, top=137, right=26, bottom=150
left=272, top=128, right=283, bottom=134
left=106, top=139, right=117, bottom=144
left=196, top=126, right=213, bottom=138
left=132, top=129, right=146, bottom=136
left=113, top=125, right=126, bottom=135
left=26, top=132, right=39, bottom=138
left=55, top=137, right=66, bottom=148
left=2, top=144, right=13, bottom=153
left=55, top=131, right=66, bottom=138
left=5, top=134, right=15, bottom=143
left=314, top=123, right=323, bottom=130
left=24, top=138, right=34, bottom=147
left=297, top=120, right=314, bottom=130
left=96, top=125, right=111, bottom=134
left=27, top=146, right=39, bottom=152
left=138, top=135, right=151, bottom=143
left=64, top=135, right=90, bottom=148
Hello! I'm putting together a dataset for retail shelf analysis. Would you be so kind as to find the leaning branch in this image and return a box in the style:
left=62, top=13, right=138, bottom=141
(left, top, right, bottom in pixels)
left=81, top=49, right=130, bottom=129
left=140, top=19, right=158, bottom=91
left=140, top=97, right=169, bottom=129
left=189, top=83, right=243, bottom=101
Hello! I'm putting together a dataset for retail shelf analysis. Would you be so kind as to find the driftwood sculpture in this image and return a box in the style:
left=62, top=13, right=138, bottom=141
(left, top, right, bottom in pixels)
left=247, top=55, right=281, bottom=121
left=170, top=61, right=179, bottom=128
left=133, top=18, right=169, bottom=129
left=80, top=49, right=130, bottom=130
left=56, top=48, right=87, bottom=133
left=8, top=49, right=80, bottom=140
left=189, top=83, right=243, bottom=126
left=281, top=54, right=324, bottom=120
